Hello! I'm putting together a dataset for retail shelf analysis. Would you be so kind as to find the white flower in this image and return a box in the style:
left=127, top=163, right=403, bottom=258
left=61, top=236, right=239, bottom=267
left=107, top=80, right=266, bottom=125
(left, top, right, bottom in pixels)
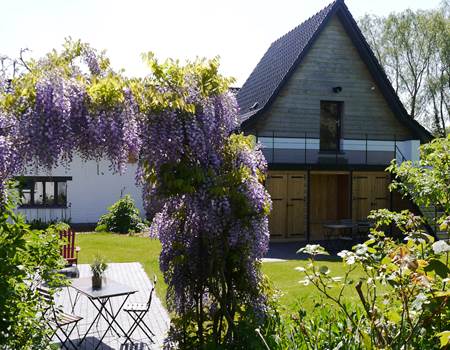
left=295, top=266, right=306, bottom=272
left=355, top=244, right=368, bottom=255
left=299, top=279, right=310, bottom=286
left=432, top=240, right=450, bottom=254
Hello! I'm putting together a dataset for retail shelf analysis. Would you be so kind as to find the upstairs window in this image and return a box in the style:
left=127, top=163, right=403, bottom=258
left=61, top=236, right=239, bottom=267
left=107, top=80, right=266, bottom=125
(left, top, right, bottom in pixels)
left=18, top=177, right=71, bottom=208
left=320, top=101, right=343, bottom=152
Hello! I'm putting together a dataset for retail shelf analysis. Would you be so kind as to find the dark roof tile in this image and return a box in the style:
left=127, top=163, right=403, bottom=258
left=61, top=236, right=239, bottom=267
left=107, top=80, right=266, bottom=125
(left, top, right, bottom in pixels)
left=237, top=1, right=338, bottom=119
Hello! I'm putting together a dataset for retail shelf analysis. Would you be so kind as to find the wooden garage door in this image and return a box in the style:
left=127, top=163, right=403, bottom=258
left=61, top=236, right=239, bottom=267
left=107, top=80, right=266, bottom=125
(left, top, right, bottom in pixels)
left=266, top=171, right=306, bottom=238
left=287, top=173, right=306, bottom=237
left=266, top=172, right=287, bottom=237
left=352, top=172, right=389, bottom=221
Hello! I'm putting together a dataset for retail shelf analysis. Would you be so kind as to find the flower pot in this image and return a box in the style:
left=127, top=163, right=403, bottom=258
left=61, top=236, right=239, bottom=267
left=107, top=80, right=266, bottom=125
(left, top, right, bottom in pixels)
left=92, top=274, right=102, bottom=289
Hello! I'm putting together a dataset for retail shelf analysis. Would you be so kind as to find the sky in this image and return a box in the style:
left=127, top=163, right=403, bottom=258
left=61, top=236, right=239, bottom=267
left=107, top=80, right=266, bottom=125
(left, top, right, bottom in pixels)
left=0, top=0, right=442, bottom=86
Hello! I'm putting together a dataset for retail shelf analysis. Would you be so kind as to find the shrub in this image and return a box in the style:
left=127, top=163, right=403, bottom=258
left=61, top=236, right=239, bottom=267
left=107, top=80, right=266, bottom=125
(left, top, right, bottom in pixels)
left=27, top=218, right=71, bottom=230
left=294, top=210, right=449, bottom=350
left=96, top=195, right=146, bottom=233
left=0, top=184, right=66, bottom=349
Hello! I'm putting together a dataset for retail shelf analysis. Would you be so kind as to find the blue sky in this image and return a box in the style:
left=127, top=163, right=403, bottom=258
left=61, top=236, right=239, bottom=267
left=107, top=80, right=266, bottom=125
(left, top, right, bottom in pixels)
left=0, top=0, right=441, bottom=86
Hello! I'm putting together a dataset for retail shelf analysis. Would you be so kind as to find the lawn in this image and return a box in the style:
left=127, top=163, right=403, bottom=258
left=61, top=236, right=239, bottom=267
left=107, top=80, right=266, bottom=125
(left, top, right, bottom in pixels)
left=77, top=232, right=166, bottom=303
left=77, top=233, right=364, bottom=313
left=262, top=260, right=366, bottom=313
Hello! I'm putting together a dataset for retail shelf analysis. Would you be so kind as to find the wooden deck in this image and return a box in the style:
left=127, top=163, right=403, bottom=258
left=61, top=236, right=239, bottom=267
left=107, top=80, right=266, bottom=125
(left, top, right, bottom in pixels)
left=54, top=263, right=170, bottom=349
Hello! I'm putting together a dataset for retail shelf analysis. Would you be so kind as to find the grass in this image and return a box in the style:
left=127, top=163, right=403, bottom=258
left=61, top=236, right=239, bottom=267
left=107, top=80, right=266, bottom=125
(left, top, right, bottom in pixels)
left=77, top=232, right=166, bottom=304
left=77, top=232, right=365, bottom=313
left=262, top=259, right=366, bottom=313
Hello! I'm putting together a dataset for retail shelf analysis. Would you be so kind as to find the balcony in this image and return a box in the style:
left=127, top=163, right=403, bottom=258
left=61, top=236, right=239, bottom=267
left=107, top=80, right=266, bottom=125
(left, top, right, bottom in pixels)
left=255, top=132, right=420, bottom=166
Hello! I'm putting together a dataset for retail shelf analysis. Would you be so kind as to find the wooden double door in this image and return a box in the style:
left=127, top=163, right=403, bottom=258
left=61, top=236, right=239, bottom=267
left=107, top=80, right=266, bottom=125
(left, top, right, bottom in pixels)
left=266, top=171, right=306, bottom=239
left=352, top=172, right=390, bottom=221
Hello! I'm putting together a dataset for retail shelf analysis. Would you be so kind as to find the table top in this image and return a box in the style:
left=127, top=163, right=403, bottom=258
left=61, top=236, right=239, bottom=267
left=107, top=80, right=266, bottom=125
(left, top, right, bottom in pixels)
left=323, top=223, right=355, bottom=229
left=70, top=277, right=137, bottom=299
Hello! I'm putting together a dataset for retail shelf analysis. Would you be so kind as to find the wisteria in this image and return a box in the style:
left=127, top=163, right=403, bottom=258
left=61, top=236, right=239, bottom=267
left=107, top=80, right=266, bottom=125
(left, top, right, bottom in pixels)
left=0, top=43, right=272, bottom=347
left=0, top=43, right=141, bottom=179
left=0, top=111, right=21, bottom=197
left=141, top=75, right=271, bottom=345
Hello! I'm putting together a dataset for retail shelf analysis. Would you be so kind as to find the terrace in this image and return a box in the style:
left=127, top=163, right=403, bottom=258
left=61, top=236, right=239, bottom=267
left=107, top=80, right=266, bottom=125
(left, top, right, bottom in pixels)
left=53, top=262, right=169, bottom=349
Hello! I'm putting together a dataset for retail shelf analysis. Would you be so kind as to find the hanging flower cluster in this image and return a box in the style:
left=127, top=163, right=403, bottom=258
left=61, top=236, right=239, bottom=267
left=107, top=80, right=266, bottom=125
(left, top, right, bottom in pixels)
left=0, top=40, right=141, bottom=180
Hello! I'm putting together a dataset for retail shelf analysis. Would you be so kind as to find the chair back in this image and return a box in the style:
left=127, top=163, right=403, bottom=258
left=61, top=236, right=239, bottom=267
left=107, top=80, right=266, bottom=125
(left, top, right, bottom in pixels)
left=37, top=286, right=53, bottom=305
left=60, top=229, right=76, bottom=261
left=146, top=275, right=157, bottom=308
left=37, top=286, right=56, bottom=319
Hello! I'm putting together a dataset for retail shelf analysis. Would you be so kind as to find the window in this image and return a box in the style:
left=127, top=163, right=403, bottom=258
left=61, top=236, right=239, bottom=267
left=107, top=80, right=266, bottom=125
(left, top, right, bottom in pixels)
left=320, top=101, right=343, bottom=151
left=17, top=177, right=71, bottom=208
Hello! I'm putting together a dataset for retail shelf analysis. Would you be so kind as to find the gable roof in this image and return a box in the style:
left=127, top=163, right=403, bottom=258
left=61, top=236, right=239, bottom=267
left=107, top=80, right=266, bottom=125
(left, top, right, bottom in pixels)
left=236, top=0, right=432, bottom=142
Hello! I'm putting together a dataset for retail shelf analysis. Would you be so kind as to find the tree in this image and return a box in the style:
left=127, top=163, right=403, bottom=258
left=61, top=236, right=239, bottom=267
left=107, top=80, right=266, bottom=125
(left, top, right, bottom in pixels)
left=359, top=3, right=450, bottom=135
left=0, top=41, right=272, bottom=348
left=387, top=135, right=450, bottom=232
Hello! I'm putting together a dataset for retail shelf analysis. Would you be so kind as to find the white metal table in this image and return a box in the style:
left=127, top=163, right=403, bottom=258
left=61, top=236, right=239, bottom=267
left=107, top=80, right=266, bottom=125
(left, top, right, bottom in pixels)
left=323, top=222, right=356, bottom=240
left=70, top=277, right=137, bottom=349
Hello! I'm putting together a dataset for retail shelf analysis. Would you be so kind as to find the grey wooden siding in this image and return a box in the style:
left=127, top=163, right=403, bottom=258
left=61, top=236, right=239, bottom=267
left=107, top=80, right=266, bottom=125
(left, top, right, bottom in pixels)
left=252, top=15, right=414, bottom=141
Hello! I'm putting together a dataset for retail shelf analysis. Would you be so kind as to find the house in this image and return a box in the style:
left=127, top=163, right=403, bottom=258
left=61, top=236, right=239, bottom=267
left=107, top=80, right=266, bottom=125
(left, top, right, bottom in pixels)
left=236, top=0, right=432, bottom=240
left=16, top=0, right=431, bottom=234
left=16, top=156, right=144, bottom=226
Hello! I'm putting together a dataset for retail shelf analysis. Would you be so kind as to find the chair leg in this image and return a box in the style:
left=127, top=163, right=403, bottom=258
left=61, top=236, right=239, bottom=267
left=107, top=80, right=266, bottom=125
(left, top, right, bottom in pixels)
left=138, top=317, right=156, bottom=337
left=135, top=322, right=155, bottom=342
left=126, top=312, right=142, bottom=339
left=126, top=311, right=155, bottom=342
left=64, top=321, right=81, bottom=349
left=57, top=322, right=79, bottom=350
left=53, top=328, right=71, bottom=350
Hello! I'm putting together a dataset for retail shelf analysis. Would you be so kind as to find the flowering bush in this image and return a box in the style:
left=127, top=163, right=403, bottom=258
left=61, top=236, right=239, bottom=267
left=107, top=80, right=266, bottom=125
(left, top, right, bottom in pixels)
left=0, top=39, right=141, bottom=194
left=295, top=211, right=449, bottom=349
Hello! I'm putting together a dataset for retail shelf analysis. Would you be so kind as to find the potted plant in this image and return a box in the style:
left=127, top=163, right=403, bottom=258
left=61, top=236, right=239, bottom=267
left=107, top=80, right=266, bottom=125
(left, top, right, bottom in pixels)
left=90, top=255, right=108, bottom=289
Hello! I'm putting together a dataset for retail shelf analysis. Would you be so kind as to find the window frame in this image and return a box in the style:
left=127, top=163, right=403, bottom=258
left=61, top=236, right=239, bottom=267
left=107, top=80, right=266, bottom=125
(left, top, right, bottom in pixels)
left=319, top=100, right=343, bottom=152
left=17, top=176, right=72, bottom=209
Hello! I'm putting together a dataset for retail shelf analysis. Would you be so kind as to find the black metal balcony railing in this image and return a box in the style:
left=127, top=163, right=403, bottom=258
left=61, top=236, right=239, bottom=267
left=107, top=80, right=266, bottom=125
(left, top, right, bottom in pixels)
left=254, top=132, right=416, bottom=166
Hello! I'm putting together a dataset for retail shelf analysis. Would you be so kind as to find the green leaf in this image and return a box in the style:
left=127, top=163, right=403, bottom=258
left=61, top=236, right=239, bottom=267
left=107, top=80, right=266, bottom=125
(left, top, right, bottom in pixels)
left=437, top=331, right=450, bottom=348
left=360, top=330, right=372, bottom=350
left=387, top=310, right=402, bottom=323
left=424, top=259, right=450, bottom=278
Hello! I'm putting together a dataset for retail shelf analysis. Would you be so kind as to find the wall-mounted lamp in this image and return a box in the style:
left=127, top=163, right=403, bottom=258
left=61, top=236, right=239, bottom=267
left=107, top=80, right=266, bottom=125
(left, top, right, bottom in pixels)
left=332, top=86, right=342, bottom=93
left=370, top=86, right=376, bottom=91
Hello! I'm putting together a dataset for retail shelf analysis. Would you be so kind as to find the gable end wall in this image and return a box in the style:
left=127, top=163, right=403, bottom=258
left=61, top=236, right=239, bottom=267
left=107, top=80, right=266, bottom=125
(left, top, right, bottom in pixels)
left=251, top=14, right=414, bottom=141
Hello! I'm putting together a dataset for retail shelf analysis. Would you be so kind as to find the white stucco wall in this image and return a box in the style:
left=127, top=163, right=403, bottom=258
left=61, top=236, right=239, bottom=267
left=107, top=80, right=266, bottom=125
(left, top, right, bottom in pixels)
left=16, top=155, right=144, bottom=224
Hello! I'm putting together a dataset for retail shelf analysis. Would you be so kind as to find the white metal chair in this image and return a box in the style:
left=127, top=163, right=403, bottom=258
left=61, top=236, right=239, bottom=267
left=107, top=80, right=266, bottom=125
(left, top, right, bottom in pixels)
left=38, top=286, right=82, bottom=350
left=123, top=275, right=157, bottom=343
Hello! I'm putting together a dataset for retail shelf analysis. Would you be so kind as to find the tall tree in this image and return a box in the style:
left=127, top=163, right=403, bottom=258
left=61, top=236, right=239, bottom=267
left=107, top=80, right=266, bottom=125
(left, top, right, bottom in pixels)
left=359, top=2, right=450, bottom=136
